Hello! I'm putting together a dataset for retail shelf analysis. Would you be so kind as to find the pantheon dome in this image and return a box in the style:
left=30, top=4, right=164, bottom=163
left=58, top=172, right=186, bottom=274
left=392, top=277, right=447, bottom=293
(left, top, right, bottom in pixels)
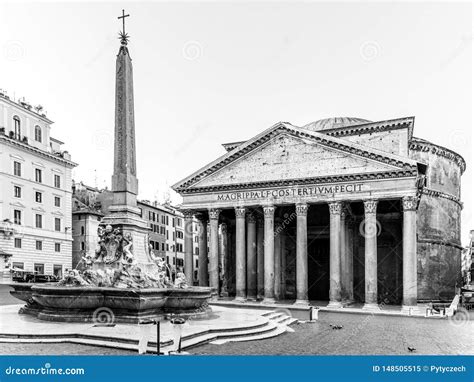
left=302, top=117, right=372, bottom=131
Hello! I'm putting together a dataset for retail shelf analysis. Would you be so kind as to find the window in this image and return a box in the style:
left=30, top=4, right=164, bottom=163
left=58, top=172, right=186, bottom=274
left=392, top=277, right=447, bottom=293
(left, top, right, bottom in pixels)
left=81, top=226, right=85, bottom=235
left=36, top=241, right=42, bottom=250
left=34, top=263, right=44, bottom=274
left=13, top=161, right=21, bottom=176
left=54, top=218, right=61, bottom=232
left=12, top=262, right=24, bottom=270
left=34, top=125, right=42, bottom=142
left=166, top=244, right=169, bottom=251
left=35, top=191, right=42, bottom=203
left=14, top=186, right=21, bottom=198
left=35, top=214, right=43, bottom=228
left=161, top=242, right=165, bottom=251
left=13, top=210, right=21, bottom=225
left=54, top=243, right=61, bottom=252
left=166, top=216, right=169, bottom=225
left=53, top=265, right=63, bottom=278
left=54, top=197, right=61, bottom=207
left=35, top=168, right=42, bottom=183
left=54, top=174, right=61, bottom=188
left=13, top=116, right=20, bottom=139
left=81, top=242, right=85, bottom=250
left=14, top=238, right=22, bottom=248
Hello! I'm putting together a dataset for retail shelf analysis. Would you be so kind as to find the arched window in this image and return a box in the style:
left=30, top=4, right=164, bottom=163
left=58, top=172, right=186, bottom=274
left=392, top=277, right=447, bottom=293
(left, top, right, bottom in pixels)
left=13, top=116, right=20, bottom=139
left=34, top=125, right=42, bottom=142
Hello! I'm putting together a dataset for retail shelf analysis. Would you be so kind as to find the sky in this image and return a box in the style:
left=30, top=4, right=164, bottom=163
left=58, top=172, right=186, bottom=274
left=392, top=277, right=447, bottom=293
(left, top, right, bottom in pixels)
left=0, top=1, right=472, bottom=244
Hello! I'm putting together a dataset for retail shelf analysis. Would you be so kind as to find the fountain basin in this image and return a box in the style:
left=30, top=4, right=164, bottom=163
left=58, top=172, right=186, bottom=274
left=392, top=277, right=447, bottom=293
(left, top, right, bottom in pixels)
left=10, top=284, right=212, bottom=323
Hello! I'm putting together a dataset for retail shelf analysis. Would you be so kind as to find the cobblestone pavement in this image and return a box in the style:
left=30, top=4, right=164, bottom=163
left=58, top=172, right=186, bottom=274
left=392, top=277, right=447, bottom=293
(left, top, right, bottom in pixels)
left=192, top=311, right=474, bottom=355
left=1, top=311, right=472, bottom=355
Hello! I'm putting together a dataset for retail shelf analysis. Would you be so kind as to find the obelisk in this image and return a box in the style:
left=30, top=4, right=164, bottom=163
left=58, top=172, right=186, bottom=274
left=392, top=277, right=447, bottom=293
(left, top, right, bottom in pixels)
left=100, top=11, right=152, bottom=264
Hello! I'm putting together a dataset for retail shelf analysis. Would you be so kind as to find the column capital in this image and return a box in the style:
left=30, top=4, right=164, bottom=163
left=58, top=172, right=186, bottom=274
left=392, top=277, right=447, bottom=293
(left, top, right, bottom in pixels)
left=263, top=205, right=275, bottom=217
left=182, top=209, right=195, bottom=219
left=247, top=212, right=257, bottom=223
left=402, top=196, right=418, bottom=211
left=295, top=203, right=308, bottom=216
left=235, top=206, right=246, bottom=218
left=363, top=199, right=378, bottom=215
left=195, top=212, right=208, bottom=223
left=328, top=201, right=342, bottom=215
left=208, top=208, right=221, bottom=220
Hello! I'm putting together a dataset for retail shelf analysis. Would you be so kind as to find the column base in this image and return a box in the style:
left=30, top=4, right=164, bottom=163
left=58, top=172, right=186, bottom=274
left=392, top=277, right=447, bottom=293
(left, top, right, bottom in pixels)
left=362, top=303, right=381, bottom=311
left=293, top=299, right=309, bottom=306
left=262, top=297, right=276, bottom=304
left=234, top=296, right=247, bottom=303
left=246, top=295, right=257, bottom=301
left=342, top=299, right=355, bottom=307
left=401, top=305, right=417, bottom=315
left=326, top=301, right=343, bottom=309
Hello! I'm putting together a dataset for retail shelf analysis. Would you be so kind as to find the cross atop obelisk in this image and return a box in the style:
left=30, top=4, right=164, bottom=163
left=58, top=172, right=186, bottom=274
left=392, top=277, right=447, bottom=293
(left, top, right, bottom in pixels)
left=118, top=9, right=130, bottom=45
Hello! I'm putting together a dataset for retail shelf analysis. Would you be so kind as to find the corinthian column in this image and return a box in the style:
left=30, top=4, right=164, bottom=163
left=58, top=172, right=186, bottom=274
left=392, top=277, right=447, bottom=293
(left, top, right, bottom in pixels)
left=235, top=207, right=246, bottom=301
left=295, top=203, right=309, bottom=305
left=219, top=223, right=229, bottom=297
left=256, top=215, right=265, bottom=299
left=263, top=205, right=275, bottom=304
left=362, top=199, right=380, bottom=311
left=183, top=210, right=194, bottom=284
left=208, top=208, right=220, bottom=295
left=402, top=196, right=418, bottom=311
left=246, top=213, right=257, bottom=300
left=328, top=202, right=343, bottom=308
left=196, top=215, right=208, bottom=286
left=339, top=207, right=348, bottom=302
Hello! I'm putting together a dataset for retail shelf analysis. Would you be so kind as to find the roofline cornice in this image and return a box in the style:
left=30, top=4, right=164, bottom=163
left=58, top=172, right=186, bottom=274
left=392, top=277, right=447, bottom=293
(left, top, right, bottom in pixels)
left=410, top=137, right=466, bottom=174
left=319, top=116, right=415, bottom=140
left=0, top=96, right=54, bottom=124
left=0, top=135, right=77, bottom=168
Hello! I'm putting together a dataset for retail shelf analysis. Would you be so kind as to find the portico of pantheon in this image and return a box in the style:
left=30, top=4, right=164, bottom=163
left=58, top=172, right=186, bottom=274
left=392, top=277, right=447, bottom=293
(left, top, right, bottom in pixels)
left=172, top=117, right=465, bottom=310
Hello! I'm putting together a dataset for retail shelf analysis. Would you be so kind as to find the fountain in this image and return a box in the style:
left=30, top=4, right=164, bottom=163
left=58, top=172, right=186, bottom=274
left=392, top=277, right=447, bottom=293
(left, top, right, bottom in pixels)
left=9, top=12, right=212, bottom=323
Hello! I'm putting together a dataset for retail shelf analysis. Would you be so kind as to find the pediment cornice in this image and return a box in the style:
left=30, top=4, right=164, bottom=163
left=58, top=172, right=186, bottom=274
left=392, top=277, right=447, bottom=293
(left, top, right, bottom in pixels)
left=173, top=122, right=419, bottom=192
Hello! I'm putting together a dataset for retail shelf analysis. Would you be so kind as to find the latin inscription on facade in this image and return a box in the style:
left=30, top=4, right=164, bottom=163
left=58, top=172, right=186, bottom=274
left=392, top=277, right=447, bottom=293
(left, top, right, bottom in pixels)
left=216, top=183, right=364, bottom=202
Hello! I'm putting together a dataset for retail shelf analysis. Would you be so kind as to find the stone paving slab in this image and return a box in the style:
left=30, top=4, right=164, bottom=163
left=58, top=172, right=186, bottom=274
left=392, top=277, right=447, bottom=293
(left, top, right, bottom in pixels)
left=0, top=304, right=273, bottom=348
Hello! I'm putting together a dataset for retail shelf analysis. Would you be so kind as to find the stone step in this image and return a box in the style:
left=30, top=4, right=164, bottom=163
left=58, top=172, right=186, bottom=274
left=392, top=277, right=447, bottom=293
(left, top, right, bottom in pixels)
left=209, top=324, right=288, bottom=345
left=158, top=321, right=280, bottom=353
left=275, top=317, right=298, bottom=326
left=262, top=312, right=286, bottom=320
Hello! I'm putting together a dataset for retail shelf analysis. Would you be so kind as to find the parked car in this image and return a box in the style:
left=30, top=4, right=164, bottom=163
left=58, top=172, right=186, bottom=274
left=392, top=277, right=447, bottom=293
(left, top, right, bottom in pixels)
left=25, top=274, right=59, bottom=283
left=11, top=270, right=34, bottom=282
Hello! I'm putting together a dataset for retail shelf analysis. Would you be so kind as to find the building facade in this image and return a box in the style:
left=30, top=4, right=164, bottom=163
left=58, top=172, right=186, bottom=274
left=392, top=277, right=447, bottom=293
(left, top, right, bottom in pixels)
left=0, top=93, right=76, bottom=281
left=173, top=117, right=465, bottom=307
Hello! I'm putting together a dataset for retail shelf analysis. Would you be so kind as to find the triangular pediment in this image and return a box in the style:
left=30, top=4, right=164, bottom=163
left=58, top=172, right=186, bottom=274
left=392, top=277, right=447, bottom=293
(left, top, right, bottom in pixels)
left=173, top=123, right=419, bottom=191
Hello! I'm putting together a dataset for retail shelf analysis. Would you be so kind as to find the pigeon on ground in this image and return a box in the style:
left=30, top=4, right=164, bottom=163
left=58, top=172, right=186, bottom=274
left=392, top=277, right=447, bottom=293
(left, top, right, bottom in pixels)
left=407, top=347, right=416, bottom=352
left=330, top=324, right=343, bottom=330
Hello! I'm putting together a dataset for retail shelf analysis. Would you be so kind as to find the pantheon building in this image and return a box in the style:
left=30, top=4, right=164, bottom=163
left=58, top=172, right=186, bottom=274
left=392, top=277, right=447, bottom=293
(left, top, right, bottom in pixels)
left=173, top=117, right=465, bottom=310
